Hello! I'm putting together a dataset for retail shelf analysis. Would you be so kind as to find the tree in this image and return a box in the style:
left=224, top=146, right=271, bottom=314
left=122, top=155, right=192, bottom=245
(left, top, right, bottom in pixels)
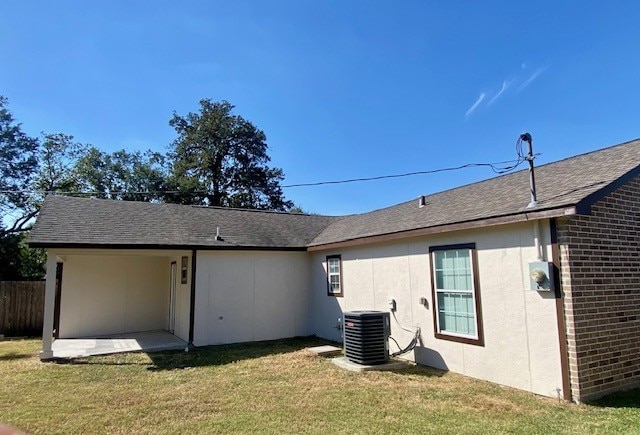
left=287, top=205, right=313, bottom=214
left=0, top=233, right=45, bottom=280
left=0, top=98, right=88, bottom=237
left=34, top=133, right=87, bottom=196
left=12, top=132, right=88, bottom=232
left=166, top=99, right=293, bottom=210
left=0, top=96, right=39, bottom=236
left=75, top=147, right=168, bottom=202
left=0, top=99, right=69, bottom=280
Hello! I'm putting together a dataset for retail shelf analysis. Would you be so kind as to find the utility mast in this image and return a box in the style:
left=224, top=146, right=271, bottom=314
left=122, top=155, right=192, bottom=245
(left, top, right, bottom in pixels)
left=519, top=132, right=538, bottom=209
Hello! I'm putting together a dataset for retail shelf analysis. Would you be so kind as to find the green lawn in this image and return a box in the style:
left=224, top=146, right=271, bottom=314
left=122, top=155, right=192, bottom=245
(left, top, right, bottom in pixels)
left=1, top=338, right=638, bottom=434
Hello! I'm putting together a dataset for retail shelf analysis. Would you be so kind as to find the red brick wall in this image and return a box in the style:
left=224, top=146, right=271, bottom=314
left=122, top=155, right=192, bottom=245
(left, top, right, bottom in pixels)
left=557, top=175, right=640, bottom=402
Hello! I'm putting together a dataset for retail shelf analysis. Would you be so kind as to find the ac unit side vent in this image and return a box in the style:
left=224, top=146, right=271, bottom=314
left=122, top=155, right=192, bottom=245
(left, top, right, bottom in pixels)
left=343, top=311, right=390, bottom=365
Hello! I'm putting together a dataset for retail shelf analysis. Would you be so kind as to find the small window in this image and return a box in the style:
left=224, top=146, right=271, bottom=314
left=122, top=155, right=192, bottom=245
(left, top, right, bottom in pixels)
left=429, top=244, right=483, bottom=346
left=326, top=255, right=343, bottom=297
left=181, top=256, right=188, bottom=284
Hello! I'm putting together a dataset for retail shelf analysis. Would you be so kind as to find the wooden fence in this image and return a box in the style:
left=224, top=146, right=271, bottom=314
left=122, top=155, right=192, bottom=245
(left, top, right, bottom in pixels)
left=0, top=281, right=45, bottom=337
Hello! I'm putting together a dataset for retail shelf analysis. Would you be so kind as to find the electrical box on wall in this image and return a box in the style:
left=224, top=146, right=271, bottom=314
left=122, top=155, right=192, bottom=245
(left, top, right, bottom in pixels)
left=528, top=261, right=554, bottom=291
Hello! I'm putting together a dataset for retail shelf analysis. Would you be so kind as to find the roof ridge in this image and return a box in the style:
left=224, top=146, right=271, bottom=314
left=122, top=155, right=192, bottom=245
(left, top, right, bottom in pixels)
left=405, top=136, right=640, bottom=208
left=48, top=193, right=340, bottom=218
left=308, top=136, right=640, bottom=247
left=32, top=136, right=640, bottom=250
left=190, top=204, right=337, bottom=218
left=41, top=136, right=640, bottom=221
left=529, top=136, right=640, bottom=170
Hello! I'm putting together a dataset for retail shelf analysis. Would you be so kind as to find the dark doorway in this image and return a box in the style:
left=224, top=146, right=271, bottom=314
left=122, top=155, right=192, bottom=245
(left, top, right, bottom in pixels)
left=53, top=262, right=63, bottom=339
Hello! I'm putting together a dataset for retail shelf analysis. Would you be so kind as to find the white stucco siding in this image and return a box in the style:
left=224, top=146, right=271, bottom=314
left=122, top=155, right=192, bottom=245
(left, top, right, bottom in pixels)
left=459, top=228, right=538, bottom=393
left=193, top=251, right=310, bottom=347
left=310, top=221, right=564, bottom=398
left=309, top=256, right=344, bottom=342
left=57, top=254, right=170, bottom=338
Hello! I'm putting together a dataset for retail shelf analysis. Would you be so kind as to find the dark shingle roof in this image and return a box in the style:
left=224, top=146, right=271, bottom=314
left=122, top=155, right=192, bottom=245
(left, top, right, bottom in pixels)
left=29, top=196, right=341, bottom=249
left=29, top=137, right=640, bottom=249
left=309, top=138, right=640, bottom=246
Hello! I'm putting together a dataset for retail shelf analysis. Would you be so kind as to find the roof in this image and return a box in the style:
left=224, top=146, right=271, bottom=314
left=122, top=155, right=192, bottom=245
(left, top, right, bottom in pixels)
left=309, top=137, right=640, bottom=247
left=29, top=196, right=341, bottom=249
left=29, top=137, right=640, bottom=250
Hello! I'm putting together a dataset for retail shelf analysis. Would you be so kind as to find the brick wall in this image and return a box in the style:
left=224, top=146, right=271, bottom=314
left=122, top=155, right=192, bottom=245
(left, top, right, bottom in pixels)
left=557, top=174, right=640, bottom=402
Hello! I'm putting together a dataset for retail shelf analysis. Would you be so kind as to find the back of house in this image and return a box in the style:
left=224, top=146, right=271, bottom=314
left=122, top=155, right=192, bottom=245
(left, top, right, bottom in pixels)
left=30, top=137, right=640, bottom=403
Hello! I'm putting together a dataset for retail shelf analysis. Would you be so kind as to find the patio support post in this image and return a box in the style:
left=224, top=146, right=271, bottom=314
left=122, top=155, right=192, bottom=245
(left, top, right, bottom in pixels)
left=40, top=252, right=57, bottom=360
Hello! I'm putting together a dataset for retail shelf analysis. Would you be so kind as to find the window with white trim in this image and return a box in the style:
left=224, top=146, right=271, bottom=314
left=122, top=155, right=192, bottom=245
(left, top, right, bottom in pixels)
left=430, top=244, right=483, bottom=345
left=326, top=255, right=343, bottom=297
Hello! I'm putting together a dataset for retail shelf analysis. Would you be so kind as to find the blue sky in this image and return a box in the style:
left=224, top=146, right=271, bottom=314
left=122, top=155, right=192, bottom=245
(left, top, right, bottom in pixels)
left=2, top=1, right=639, bottom=215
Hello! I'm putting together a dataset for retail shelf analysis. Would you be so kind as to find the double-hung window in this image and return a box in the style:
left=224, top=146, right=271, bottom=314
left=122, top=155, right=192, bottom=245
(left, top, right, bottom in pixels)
left=326, top=255, right=343, bottom=297
left=430, top=243, right=483, bottom=345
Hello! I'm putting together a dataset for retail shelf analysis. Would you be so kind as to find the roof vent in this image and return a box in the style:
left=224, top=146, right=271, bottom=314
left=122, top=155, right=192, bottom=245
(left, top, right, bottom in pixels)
left=215, top=226, right=223, bottom=241
left=418, top=196, right=426, bottom=208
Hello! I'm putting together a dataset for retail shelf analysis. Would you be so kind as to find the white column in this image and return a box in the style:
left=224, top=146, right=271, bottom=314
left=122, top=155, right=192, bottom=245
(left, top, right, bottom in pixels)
left=40, top=251, right=57, bottom=360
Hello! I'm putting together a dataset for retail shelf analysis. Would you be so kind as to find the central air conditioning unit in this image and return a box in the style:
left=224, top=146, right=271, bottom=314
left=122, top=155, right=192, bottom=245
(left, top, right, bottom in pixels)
left=343, top=311, right=390, bottom=365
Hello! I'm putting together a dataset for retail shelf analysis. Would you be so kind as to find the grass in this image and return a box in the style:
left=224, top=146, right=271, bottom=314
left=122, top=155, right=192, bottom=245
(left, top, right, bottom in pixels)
left=1, top=338, right=639, bottom=434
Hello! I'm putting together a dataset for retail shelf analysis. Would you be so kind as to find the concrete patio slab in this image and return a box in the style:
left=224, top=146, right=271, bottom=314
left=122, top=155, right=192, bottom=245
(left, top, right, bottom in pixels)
left=51, top=330, right=188, bottom=359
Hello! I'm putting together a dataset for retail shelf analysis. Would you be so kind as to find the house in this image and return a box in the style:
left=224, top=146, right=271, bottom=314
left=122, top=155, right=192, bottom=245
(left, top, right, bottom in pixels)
left=29, top=137, right=640, bottom=403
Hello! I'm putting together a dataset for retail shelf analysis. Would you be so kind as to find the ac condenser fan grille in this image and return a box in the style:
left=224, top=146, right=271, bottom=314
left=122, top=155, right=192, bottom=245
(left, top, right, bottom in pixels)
left=343, top=311, right=390, bottom=365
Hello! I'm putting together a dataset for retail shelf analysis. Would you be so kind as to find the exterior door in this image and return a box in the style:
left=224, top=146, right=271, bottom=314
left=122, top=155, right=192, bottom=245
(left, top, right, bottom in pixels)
left=168, top=262, right=177, bottom=333
left=53, top=262, right=63, bottom=339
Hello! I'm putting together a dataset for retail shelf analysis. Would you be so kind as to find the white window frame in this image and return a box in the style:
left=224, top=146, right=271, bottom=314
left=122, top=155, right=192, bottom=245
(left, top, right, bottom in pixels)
left=326, top=255, right=343, bottom=297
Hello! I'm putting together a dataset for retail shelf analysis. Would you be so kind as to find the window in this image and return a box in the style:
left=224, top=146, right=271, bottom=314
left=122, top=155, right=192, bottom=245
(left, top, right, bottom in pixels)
left=326, top=255, right=343, bottom=297
left=181, top=256, right=188, bottom=284
left=429, top=244, right=483, bottom=346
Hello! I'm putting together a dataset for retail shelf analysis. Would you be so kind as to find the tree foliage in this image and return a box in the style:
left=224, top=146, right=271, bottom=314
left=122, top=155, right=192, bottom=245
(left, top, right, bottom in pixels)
left=36, top=133, right=86, bottom=194
left=0, top=98, right=90, bottom=237
left=75, top=147, right=168, bottom=202
left=0, top=96, right=39, bottom=235
left=167, top=99, right=292, bottom=210
left=0, top=233, right=45, bottom=280
left=0, top=96, right=295, bottom=279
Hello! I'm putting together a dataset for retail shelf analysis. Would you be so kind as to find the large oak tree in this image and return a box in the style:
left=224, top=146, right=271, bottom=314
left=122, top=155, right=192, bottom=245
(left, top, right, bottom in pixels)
left=166, top=99, right=292, bottom=210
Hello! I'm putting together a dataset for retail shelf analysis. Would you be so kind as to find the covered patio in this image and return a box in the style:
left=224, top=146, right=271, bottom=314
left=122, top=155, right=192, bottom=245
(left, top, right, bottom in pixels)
left=38, top=249, right=193, bottom=360
left=50, top=330, right=188, bottom=359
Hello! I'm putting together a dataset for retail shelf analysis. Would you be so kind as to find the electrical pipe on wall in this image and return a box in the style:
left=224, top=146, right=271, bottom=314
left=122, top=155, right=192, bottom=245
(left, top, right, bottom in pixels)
left=533, top=220, right=544, bottom=261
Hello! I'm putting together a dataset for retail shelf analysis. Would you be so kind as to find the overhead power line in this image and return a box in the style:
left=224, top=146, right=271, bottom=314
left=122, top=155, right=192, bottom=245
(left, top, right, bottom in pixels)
left=282, top=158, right=526, bottom=188
left=0, top=156, right=529, bottom=197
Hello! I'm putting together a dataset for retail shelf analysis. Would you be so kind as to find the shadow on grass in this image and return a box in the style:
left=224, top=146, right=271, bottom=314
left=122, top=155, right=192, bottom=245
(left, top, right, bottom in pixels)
left=44, top=336, right=446, bottom=379
left=387, top=363, right=446, bottom=378
left=48, top=336, right=333, bottom=370
left=146, top=336, right=327, bottom=371
left=51, top=357, right=151, bottom=366
left=0, top=352, right=33, bottom=362
left=590, top=388, right=640, bottom=408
